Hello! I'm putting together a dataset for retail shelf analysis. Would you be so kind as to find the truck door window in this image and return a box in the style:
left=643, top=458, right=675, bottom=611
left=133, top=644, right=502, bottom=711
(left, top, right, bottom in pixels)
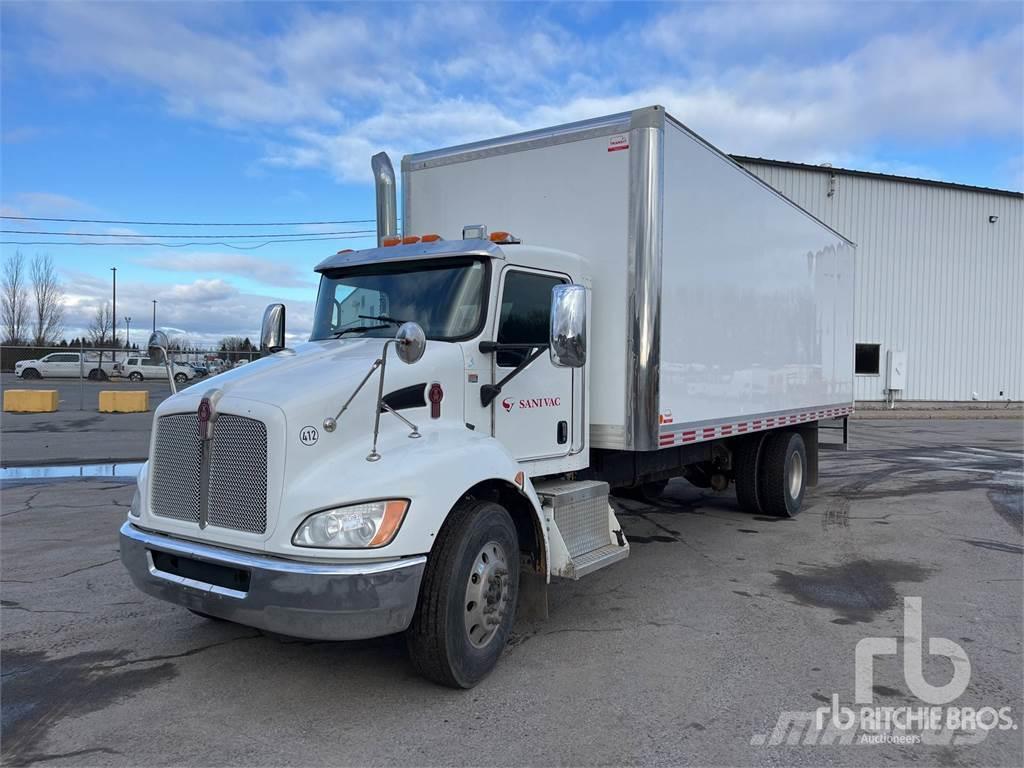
left=497, top=271, right=564, bottom=367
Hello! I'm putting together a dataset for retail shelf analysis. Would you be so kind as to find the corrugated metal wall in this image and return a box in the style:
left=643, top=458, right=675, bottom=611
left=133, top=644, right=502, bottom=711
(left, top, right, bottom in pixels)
left=738, top=161, right=1023, bottom=402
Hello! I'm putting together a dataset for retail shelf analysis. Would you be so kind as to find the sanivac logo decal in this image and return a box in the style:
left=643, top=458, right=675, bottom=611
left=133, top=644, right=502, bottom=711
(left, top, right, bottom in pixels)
left=502, top=397, right=562, bottom=413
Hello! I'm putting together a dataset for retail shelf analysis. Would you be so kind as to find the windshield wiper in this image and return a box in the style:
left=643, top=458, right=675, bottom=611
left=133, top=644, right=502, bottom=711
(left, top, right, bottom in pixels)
left=358, top=314, right=407, bottom=326
left=332, top=324, right=391, bottom=338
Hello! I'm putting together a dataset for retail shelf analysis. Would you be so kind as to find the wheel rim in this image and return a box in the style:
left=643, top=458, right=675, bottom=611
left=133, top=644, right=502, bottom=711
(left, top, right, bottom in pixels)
left=788, top=450, right=804, bottom=499
left=463, top=539, right=510, bottom=648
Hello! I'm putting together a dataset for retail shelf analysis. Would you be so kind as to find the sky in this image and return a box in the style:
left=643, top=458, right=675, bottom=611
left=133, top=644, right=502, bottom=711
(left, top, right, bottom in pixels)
left=1, top=0, right=1021, bottom=346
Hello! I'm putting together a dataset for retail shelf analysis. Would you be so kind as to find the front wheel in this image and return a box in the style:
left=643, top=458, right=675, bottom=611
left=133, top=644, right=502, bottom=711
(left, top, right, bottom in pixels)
left=128, top=372, right=143, bottom=382
left=174, top=372, right=188, bottom=383
left=20, top=368, right=41, bottom=380
left=406, top=500, right=519, bottom=688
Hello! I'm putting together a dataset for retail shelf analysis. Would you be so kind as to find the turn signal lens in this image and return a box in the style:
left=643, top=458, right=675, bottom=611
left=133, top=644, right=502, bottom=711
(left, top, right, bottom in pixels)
left=292, top=500, right=409, bottom=548
left=489, top=231, right=521, bottom=244
left=381, top=236, right=401, bottom=247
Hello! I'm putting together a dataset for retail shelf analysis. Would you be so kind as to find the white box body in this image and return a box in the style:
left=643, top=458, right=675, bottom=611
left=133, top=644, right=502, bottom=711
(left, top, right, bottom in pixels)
left=403, top=107, right=855, bottom=451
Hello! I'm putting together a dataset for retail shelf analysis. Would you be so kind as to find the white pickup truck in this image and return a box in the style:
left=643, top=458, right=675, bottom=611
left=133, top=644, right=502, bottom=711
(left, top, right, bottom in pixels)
left=15, top=352, right=118, bottom=380
left=121, top=106, right=855, bottom=688
left=118, top=356, right=196, bottom=384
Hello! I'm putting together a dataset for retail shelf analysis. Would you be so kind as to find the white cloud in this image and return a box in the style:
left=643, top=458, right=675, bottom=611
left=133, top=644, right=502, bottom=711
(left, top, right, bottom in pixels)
left=13, top=1, right=1020, bottom=187
left=134, top=252, right=316, bottom=289
left=58, top=269, right=314, bottom=347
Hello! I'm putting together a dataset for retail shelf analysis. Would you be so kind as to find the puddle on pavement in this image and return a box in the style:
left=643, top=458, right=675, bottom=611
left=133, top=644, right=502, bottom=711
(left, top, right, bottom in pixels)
left=771, top=558, right=932, bottom=623
left=0, top=462, right=142, bottom=482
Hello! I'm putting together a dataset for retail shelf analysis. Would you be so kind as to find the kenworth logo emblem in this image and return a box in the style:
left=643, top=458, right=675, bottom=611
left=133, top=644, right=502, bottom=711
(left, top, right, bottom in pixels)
left=197, top=397, right=213, bottom=440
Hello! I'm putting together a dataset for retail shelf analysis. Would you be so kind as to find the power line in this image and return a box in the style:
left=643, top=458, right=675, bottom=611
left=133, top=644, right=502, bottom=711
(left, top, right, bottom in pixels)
left=0, top=215, right=381, bottom=226
left=1, top=228, right=375, bottom=239
left=0, top=234, right=375, bottom=251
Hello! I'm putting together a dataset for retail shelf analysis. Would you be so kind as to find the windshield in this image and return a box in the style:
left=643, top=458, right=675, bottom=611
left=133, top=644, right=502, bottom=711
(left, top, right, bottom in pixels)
left=311, top=257, right=488, bottom=341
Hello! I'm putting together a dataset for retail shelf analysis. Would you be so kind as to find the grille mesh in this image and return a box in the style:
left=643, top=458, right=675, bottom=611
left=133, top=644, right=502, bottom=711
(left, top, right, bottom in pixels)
left=208, top=415, right=268, bottom=534
left=150, top=412, right=268, bottom=535
left=151, top=414, right=202, bottom=524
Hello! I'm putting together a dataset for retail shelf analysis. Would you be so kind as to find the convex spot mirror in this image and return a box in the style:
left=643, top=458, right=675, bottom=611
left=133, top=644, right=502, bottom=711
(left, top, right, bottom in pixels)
left=395, top=322, right=426, bottom=365
left=549, top=284, right=587, bottom=368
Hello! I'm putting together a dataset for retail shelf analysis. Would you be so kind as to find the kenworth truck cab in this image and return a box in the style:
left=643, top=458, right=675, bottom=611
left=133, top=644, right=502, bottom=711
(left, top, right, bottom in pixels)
left=121, top=107, right=855, bottom=688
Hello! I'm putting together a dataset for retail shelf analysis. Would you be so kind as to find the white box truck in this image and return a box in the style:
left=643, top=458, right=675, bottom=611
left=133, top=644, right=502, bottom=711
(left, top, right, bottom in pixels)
left=121, top=106, right=855, bottom=687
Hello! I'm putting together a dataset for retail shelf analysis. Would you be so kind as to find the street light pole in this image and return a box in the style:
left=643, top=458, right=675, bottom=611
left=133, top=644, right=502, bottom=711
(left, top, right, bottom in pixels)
left=152, top=299, right=157, bottom=333
left=110, top=267, right=118, bottom=348
left=125, top=316, right=132, bottom=350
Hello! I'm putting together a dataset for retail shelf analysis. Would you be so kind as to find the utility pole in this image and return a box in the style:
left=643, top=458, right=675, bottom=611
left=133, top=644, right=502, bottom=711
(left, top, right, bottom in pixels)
left=110, top=267, right=118, bottom=347
left=125, top=316, right=132, bottom=349
left=152, top=299, right=157, bottom=333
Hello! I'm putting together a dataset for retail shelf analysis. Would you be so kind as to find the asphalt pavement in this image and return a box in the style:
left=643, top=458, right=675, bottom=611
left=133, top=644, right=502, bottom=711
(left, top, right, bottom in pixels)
left=1, top=419, right=1021, bottom=767
left=0, top=373, right=204, bottom=466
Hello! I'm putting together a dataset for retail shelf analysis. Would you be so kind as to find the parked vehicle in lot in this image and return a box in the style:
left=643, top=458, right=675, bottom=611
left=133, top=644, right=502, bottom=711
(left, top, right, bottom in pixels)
left=121, top=106, right=855, bottom=688
left=15, top=352, right=118, bottom=380
left=118, top=356, right=196, bottom=383
left=190, top=364, right=209, bottom=377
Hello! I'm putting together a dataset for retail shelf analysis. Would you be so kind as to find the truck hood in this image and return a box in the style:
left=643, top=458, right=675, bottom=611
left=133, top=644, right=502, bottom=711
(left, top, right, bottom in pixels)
left=156, top=337, right=465, bottom=432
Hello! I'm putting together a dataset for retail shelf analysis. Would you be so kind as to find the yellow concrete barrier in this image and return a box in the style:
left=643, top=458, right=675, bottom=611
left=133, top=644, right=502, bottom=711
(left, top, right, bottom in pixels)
left=99, top=390, right=149, bottom=413
left=3, top=390, right=59, bottom=413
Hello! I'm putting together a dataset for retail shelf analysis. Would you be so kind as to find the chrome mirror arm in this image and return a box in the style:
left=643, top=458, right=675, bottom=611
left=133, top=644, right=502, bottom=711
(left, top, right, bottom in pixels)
left=323, top=337, right=423, bottom=462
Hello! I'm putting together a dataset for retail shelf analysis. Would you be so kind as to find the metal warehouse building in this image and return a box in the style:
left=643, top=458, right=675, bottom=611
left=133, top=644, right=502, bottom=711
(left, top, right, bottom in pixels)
left=734, top=157, right=1023, bottom=403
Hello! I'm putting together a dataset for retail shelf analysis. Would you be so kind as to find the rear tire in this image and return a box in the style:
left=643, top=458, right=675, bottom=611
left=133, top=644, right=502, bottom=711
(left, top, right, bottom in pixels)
left=21, top=368, right=40, bottom=380
left=129, top=372, right=143, bottom=382
left=616, top=479, right=669, bottom=501
left=88, top=368, right=108, bottom=381
left=174, top=373, right=188, bottom=383
left=758, top=431, right=807, bottom=517
left=406, top=499, right=519, bottom=689
left=733, top=434, right=766, bottom=514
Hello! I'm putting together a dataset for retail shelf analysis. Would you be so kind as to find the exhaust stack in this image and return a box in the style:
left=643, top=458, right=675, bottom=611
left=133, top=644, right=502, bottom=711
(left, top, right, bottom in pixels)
left=371, top=152, right=398, bottom=246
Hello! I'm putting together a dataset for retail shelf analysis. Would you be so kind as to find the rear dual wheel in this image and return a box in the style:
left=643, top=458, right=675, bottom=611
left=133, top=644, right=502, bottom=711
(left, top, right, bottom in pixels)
left=734, top=430, right=807, bottom=517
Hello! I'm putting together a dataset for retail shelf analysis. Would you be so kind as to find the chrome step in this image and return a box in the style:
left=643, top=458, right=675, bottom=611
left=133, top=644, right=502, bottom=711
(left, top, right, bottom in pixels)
left=569, top=542, right=630, bottom=579
left=534, top=479, right=629, bottom=580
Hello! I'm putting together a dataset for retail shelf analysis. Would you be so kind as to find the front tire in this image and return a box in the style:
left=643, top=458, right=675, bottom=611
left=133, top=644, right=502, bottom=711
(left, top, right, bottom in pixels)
left=129, top=372, right=143, bottom=382
left=758, top=431, right=807, bottom=517
left=174, top=373, right=188, bottom=383
left=21, top=368, right=41, bottom=380
left=406, top=500, right=519, bottom=688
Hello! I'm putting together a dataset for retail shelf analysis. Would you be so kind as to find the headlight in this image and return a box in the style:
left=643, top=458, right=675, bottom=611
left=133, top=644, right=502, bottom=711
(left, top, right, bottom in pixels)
left=292, top=500, right=409, bottom=549
left=129, top=487, right=141, bottom=518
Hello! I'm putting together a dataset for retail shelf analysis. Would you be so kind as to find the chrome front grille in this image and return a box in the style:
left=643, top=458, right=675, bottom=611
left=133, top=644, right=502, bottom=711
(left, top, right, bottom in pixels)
left=151, top=414, right=202, bottom=524
left=208, top=415, right=267, bottom=534
left=150, top=412, right=268, bottom=534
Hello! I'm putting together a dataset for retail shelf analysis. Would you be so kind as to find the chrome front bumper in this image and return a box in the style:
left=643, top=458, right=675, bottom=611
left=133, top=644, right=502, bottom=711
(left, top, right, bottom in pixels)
left=119, top=521, right=426, bottom=640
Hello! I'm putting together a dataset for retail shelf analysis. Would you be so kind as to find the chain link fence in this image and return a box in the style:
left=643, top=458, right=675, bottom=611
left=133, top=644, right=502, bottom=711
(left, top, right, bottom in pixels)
left=1, top=344, right=262, bottom=410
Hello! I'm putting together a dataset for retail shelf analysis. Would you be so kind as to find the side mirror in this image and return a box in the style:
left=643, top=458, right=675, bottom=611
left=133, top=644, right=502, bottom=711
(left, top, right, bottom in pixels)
left=148, top=329, right=178, bottom=393
left=394, top=322, right=426, bottom=365
left=148, top=330, right=170, bottom=362
left=549, top=284, right=587, bottom=368
left=261, top=303, right=286, bottom=353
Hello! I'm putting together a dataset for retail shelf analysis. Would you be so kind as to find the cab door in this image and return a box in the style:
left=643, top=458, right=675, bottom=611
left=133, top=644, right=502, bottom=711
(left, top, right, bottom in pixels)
left=490, top=268, right=574, bottom=462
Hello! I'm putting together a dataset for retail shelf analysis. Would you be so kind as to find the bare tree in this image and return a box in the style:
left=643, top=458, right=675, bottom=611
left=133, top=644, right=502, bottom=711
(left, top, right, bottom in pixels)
left=30, top=254, right=65, bottom=345
left=1, top=251, right=30, bottom=344
left=89, top=302, right=113, bottom=346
